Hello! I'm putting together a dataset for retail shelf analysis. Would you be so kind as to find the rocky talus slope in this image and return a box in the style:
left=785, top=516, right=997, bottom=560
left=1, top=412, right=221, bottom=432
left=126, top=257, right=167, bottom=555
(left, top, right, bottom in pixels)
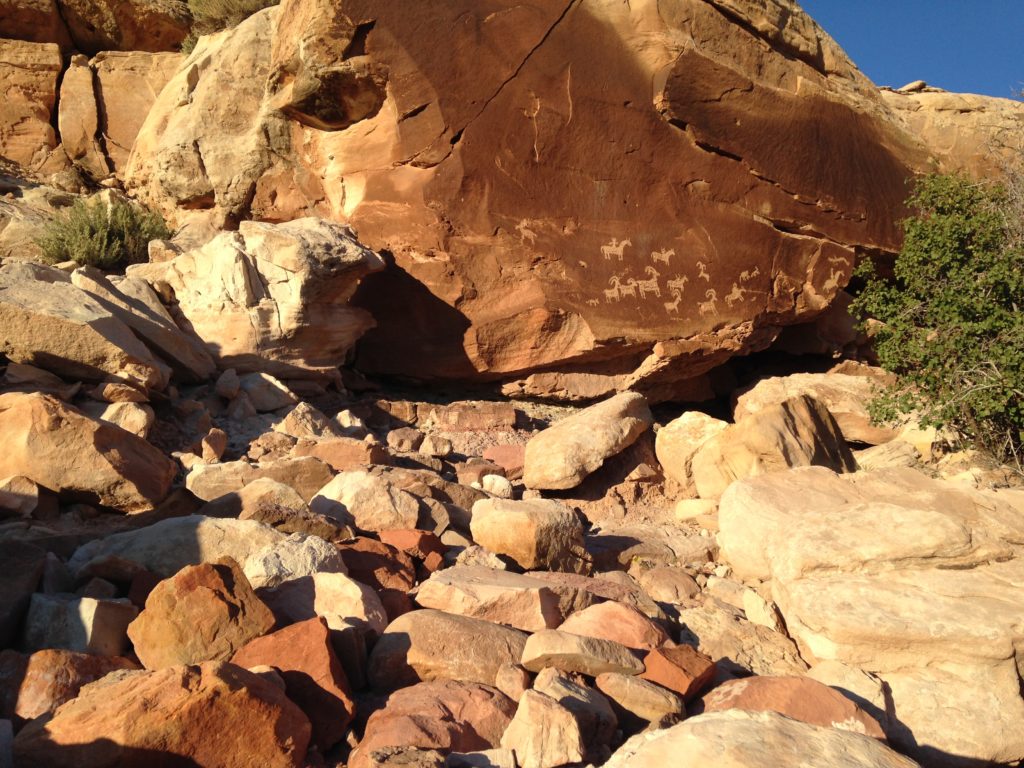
left=0, top=0, right=1023, bottom=767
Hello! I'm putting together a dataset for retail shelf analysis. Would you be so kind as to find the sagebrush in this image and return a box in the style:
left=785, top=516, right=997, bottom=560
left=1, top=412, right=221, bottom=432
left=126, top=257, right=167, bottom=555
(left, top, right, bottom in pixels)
left=852, top=172, right=1024, bottom=468
left=36, top=198, right=171, bottom=271
left=187, top=0, right=278, bottom=36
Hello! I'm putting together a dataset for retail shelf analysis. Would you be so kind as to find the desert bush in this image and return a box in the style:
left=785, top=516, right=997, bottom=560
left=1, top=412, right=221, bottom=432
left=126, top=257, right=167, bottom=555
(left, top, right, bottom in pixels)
left=852, top=172, right=1024, bottom=468
left=36, top=197, right=171, bottom=271
left=187, top=0, right=278, bottom=36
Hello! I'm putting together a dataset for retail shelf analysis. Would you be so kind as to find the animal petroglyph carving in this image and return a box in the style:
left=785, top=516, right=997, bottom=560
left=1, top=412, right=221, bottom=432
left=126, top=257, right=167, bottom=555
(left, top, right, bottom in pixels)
left=578, top=260, right=588, bottom=269
left=636, top=266, right=661, bottom=299
left=823, top=267, right=845, bottom=293
left=827, top=255, right=850, bottom=266
left=620, top=278, right=638, bottom=299
left=724, top=283, right=747, bottom=307
left=607, top=275, right=637, bottom=301
left=586, top=298, right=600, bottom=306
left=516, top=220, right=537, bottom=245
left=604, top=285, right=619, bottom=303
left=697, top=261, right=711, bottom=281
left=699, top=289, right=719, bottom=317
left=739, top=267, right=760, bottom=282
left=664, top=289, right=682, bottom=315
left=652, top=248, right=674, bottom=266
left=601, top=238, right=632, bottom=261
left=667, top=275, right=689, bottom=294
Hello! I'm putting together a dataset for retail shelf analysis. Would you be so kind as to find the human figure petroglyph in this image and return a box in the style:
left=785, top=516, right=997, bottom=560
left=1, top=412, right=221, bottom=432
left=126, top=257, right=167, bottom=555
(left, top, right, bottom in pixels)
left=652, top=248, right=674, bottom=266
left=516, top=219, right=537, bottom=245
left=725, top=283, right=747, bottom=307
left=664, top=289, right=683, bottom=314
left=601, top=238, right=632, bottom=261
left=699, top=289, right=719, bottom=316
left=636, top=266, right=661, bottom=299
left=697, top=261, right=710, bottom=281
left=667, top=275, right=689, bottom=294
left=739, top=267, right=760, bottom=282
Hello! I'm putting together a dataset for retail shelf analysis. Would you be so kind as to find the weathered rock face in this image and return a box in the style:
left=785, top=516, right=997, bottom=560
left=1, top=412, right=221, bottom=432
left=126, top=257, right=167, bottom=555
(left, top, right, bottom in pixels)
left=0, top=40, right=62, bottom=172
left=59, top=52, right=183, bottom=180
left=12, top=662, right=311, bottom=768
left=127, top=218, right=385, bottom=377
left=57, top=0, right=190, bottom=54
left=13, top=650, right=137, bottom=721
left=718, top=466, right=1024, bottom=766
left=123, top=0, right=1008, bottom=399
left=0, top=393, right=176, bottom=513
left=0, top=0, right=74, bottom=47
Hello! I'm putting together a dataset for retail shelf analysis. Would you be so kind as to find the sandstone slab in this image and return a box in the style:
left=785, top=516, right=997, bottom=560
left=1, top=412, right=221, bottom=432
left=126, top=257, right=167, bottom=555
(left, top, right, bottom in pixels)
left=500, top=690, right=584, bottom=768
left=557, top=601, right=669, bottom=651
left=520, top=630, right=644, bottom=677
left=523, top=393, right=652, bottom=490
left=470, top=498, right=586, bottom=573
left=639, top=645, right=716, bottom=702
left=14, top=649, right=137, bottom=721
left=311, top=470, right=420, bottom=532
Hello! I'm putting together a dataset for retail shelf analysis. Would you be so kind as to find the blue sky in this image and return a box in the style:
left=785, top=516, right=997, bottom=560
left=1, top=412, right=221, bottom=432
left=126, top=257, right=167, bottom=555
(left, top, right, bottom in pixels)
left=798, top=0, right=1023, bottom=99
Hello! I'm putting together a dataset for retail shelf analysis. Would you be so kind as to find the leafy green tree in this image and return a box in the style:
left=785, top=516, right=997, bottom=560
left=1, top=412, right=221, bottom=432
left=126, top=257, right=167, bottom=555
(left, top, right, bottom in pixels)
left=852, top=172, right=1024, bottom=468
left=36, top=197, right=171, bottom=272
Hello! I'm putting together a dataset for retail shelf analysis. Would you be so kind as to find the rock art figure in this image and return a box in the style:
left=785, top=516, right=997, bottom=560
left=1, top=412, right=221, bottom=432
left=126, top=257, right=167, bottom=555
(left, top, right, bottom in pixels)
left=667, top=275, right=689, bottom=294
left=697, top=261, right=711, bottom=281
left=601, top=238, right=632, bottom=261
left=664, top=289, right=683, bottom=314
left=827, top=255, right=850, bottom=266
left=516, top=220, right=537, bottom=245
left=652, top=248, right=674, bottom=266
left=725, top=283, right=747, bottom=307
left=620, top=278, right=639, bottom=299
left=636, top=266, right=661, bottom=299
left=586, top=298, right=599, bottom=306
left=823, top=268, right=844, bottom=293
left=739, top=267, right=760, bottom=282
left=699, top=289, right=719, bottom=317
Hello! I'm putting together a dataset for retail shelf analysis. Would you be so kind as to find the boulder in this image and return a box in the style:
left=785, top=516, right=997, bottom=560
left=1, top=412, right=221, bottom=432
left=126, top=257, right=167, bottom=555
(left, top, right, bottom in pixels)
left=717, top=466, right=1024, bottom=766
left=532, top=667, right=617, bottom=761
left=368, top=610, right=528, bottom=690
left=523, top=393, right=652, bottom=489
left=125, top=218, right=384, bottom=377
left=127, top=558, right=276, bottom=669
left=520, top=630, right=644, bottom=677
left=242, top=532, right=348, bottom=590
left=690, top=395, right=857, bottom=499
left=311, top=470, right=420, bottom=532
left=13, top=649, right=137, bottom=721
left=595, top=672, right=684, bottom=725
left=12, top=662, right=311, bottom=768
left=638, top=645, right=716, bottom=702
left=232, top=617, right=354, bottom=751
left=211, top=477, right=309, bottom=520
left=0, top=393, right=174, bottom=514
left=500, top=690, right=585, bottom=768
left=68, top=515, right=286, bottom=579
left=700, top=675, right=884, bottom=739
left=239, top=373, right=299, bottom=412
left=470, top=498, right=586, bottom=573
left=557, top=601, right=670, bottom=651
left=293, top=436, right=389, bottom=471
left=258, top=571, right=387, bottom=637
left=0, top=40, right=61, bottom=171
left=186, top=457, right=334, bottom=503
left=352, top=681, right=516, bottom=768
left=654, top=411, right=729, bottom=495
left=0, top=265, right=168, bottom=390
left=273, top=402, right=345, bottom=440
left=414, top=566, right=595, bottom=632
left=22, top=594, right=138, bottom=657
left=734, top=372, right=897, bottom=445
left=601, top=711, right=918, bottom=768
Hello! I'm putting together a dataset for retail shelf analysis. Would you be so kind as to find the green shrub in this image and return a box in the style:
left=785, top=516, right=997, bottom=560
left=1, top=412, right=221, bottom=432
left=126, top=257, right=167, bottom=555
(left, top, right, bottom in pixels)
left=852, top=172, right=1024, bottom=468
left=187, top=0, right=278, bottom=35
left=36, top=197, right=171, bottom=271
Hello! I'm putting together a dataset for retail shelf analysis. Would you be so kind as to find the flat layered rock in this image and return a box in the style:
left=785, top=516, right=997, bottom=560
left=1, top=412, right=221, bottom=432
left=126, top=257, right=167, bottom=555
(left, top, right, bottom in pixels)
left=520, top=630, right=644, bottom=677
left=12, top=662, right=311, bottom=768
left=602, top=710, right=918, bottom=768
left=557, top=601, right=670, bottom=651
left=595, top=672, right=684, bottom=724
left=524, top=393, right=652, bottom=490
left=718, top=466, right=1024, bottom=766
left=368, top=609, right=528, bottom=691
left=414, top=566, right=594, bottom=632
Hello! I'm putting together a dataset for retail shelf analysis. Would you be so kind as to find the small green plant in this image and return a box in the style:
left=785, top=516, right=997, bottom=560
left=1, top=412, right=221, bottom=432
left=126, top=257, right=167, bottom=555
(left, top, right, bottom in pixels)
left=852, top=172, right=1024, bottom=469
left=187, top=0, right=278, bottom=36
left=36, top=197, right=171, bottom=271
